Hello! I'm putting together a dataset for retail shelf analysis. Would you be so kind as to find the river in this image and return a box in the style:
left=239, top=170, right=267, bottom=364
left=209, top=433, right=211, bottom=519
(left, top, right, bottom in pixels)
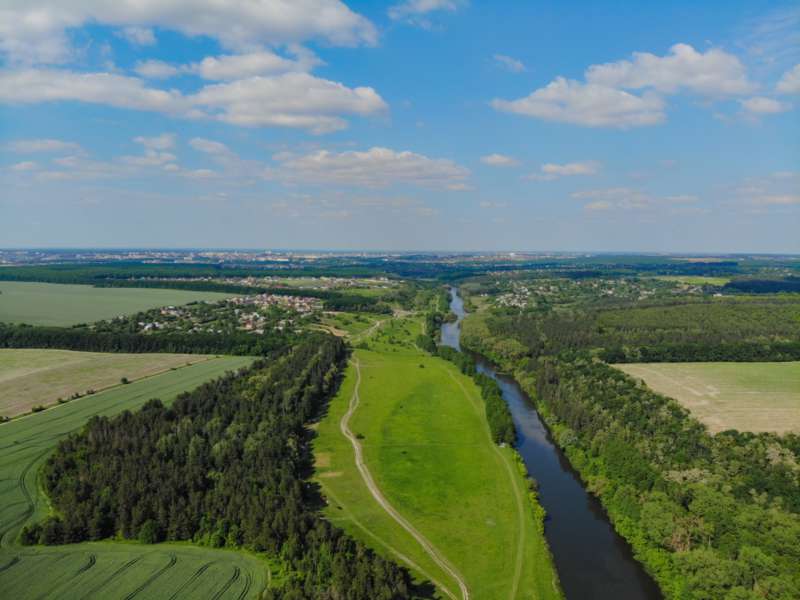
left=441, top=287, right=662, bottom=600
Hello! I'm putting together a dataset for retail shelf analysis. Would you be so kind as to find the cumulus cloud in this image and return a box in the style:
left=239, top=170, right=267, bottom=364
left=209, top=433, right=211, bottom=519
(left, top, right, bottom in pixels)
left=116, top=26, right=156, bottom=46
left=0, top=0, right=377, bottom=65
left=0, top=69, right=386, bottom=134
left=273, top=147, right=470, bottom=189
left=527, top=161, right=600, bottom=180
left=8, top=138, right=81, bottom=153
left=751, top=194, right=800, bottom=206
left=134, top=60, right=180, bottom=79
left=189, top=49, right=319, bottom=80
left=134, top=133, right=176, bottom=150
left=573, top=187, right=651, bottom=210
left=777, top=64, right=800, bottom=94
left=739, top=96, right=791, bottom=114
left=493, top=44, right=758, bottom=128
left=493, top=54, right=526, bottom=73
left=586, top=43, right=755, bottom=97
left=190, top=138, right=233, bottom=156
left=493, top=77, right=665, bottom=128
left=388, top=0, right=463, bottom=22
left=480, top=153, right=519, bottom=167
left=10, top=161, right=38, bottom=171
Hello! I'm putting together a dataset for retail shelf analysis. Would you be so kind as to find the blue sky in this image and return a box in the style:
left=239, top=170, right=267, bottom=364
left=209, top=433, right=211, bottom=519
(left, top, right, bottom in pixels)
left=1, top=0, right=798, bottom=252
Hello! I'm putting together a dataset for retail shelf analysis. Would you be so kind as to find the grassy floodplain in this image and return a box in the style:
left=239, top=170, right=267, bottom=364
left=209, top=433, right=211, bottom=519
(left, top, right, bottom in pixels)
left=0, top=355, right=259, bottom=599
left=313, top=316, right=561, bottom=600
left=0, top=281, right=233, bottom=326
left=0, top=349, right=216, bottom=417
left=617, top=361, right=800, bottom=434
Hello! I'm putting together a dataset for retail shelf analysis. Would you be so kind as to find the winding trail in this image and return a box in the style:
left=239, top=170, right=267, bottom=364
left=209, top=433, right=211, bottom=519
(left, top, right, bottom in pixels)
left=340, top=359, right=470, bottom=600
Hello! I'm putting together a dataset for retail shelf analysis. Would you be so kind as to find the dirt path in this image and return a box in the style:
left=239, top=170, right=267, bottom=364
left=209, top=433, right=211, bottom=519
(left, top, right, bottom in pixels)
left=340, top=359, right=469, bottom=600
left=444, top=369, right=526, bottom=600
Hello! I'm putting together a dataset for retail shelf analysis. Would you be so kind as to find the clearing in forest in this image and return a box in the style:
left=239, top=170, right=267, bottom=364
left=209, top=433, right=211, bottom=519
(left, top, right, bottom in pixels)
left=0, top=281, right=233, bottom=326
left=617, top=361, right=800, bottom=434
left=0, top=349, right=216, bottom=417
left=313, top=315, right=561, bottom=600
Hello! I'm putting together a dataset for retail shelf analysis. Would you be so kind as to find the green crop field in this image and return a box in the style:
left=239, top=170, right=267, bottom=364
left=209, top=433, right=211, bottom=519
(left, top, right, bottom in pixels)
left=0, top=542, right=267, bottom=599
left=0, top=349, right=217, bottom=417
left=0, top=281, right=233, bottom=326
left=0, top=355, right=261, bottom=599
left=617, top=361, right=800, bottom=434
left=652, top=275, right=731, bottom=286
left=313, top=316, right=561, bottom=600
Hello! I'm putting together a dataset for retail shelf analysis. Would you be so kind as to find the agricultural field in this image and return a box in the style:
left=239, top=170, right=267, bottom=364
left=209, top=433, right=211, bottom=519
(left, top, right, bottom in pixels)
left=617, top=361, right=800, bottom=434
left=0, top=349, right=216, bottom=417
left=313, top=315, right=560, bottom=600
left=652, top=275, right=731, bottom=286
left=0, top=542, right=267, bottom=600
left=0, top=356, right=252, bottom=550
left=0, top=281, right=233, bottom=326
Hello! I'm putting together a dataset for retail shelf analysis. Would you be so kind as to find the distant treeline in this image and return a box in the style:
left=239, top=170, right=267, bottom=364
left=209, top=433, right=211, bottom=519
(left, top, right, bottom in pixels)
left=465, top=297, right=800, bottom=364
left=723, top=276, right=800, bottom=294
left=0, top=323, right=290, bottom=355
left=23, top=336, right=416, bottom=598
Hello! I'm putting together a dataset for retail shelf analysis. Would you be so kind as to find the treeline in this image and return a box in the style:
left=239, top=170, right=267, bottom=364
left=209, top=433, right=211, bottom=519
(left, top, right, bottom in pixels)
left=529, top=356, right=800, bottom=599
left=22, top=336, right=415, bottom=599
left=472, top=297, right=800, bottom=364
left=0, top=323, right=289, bottom=356
left=724, top=276, right=800, bottom=294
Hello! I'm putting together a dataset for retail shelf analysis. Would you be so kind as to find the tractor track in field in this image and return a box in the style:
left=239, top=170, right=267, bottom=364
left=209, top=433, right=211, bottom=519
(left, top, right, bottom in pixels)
left=80, top=556, right=141, bottom=599
left=167, top=562, right=212, bottom=600
left=340, top=358, right=469, bottom=600
left=0, top=447, right=52, bottom=546
left=211, top=566, right=240, bottom=600
left=122, top=554, right=177, bottom=600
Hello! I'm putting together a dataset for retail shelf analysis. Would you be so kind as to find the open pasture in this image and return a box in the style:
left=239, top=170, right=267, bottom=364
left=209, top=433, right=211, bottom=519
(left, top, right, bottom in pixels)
left=0, top=281, right=233, bottom=326
left=0, top=356, right=252, bottom=548
left=0, top=542, right=266, bottom=600
left=617, top=361, right=800, bottom=434
left=313, top=315, right=560, bottom=599
left=0, top=349, right=215, bottom=417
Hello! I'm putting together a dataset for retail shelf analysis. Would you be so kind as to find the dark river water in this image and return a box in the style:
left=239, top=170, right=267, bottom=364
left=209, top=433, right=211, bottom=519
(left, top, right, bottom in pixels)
left=441, top=288, right=662, bottom=600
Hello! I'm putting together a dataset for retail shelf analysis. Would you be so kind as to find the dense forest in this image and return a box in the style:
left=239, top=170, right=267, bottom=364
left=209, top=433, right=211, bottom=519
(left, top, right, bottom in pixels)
left=464, top=296, right=800, bottom=364
left=529, top=357, right=800, bottom=599
left=22, top=335, right=415, bottom=598
left=0, top=323, right=290, bottom=355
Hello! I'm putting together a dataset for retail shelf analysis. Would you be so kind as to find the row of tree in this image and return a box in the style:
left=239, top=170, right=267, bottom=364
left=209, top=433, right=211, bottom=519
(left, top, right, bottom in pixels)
left=23, top=335, right=416, bottom=598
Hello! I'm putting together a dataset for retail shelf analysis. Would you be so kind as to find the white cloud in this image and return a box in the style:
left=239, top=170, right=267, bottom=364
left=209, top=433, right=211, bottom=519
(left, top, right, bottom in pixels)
left=134, top=60, right=179, bottom=79
left=134, top=133, right=176, bottom=150
left=0, top=0, right=377, bottom=65
left=273, top=146, right=470, bottom=189
left=480, top=153, right=518, bottom=167
left=493, top=54, right=526, bottom=73
left=190, top=72, right=386, bottom=133
left=190, top=49, right=320, bottom=80
left=586, top=43, right=755, bottom=97
left=0, top=69, right=187, bottom=113
left=493, top=77, right=665, bottom=128
left=739, top=96, right=791, bottom=114
left=527, top=161, right=599, bottom=180
left=190, top=138, right=233, bottom=156
left=776, top=64, right=800, bottom=94
left=122, top=151, right=177, bottom=167
left=573, top=187, right=651, bottom=210
left=116, top=26, right=156, bottom=46
left=663, top=194, right=698, bottom=203
left=388, top=0, right=462, bottom=21
left=493, top=43, right=759, bottom=128
left=0, top=68, right=386, bottom=134
left=8, top=138, right=81, bottom=153
left=10, top=161, right=38, bottom=171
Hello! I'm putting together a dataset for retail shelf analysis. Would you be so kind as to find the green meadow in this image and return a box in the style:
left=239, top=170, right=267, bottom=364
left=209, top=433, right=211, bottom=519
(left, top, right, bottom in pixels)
left=313, top=316, right=561, bottom=600
left=0, top=281, right=233, bottom=326
left=0, top=356, right=260, bottom=599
